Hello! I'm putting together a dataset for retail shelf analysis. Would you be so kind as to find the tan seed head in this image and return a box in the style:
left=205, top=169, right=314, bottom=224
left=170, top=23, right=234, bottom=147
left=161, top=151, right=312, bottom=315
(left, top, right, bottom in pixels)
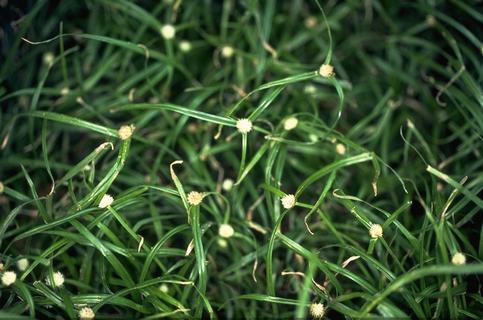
left=46, top=271, right=65, bottom=287
left=79, top=306, right=95, bottom=320
left=281, top=194, right=296, bottom=209
left=219, top=224, right=235, bottom=238
left=98, top=194, right=114, bottom=208
left=1, top=271, right=16, bottom=286
left=284, top=117, right=298, bottom=131
left=118, top=124, right=135, bottom=140
left=335, top=143, right=346, bottom=155
left=309, top=302, right=325, bottom=318
left=160, top=24, right=176, bottom=39
left=236, top=118, right=253, bottom=134
left=451, top=252, right=466, bottom=265
left=187, top=191, right=204, bottom=206
left=318, top=64, right=334, bottom=78
left=369, top=224, right=383, bottom=238
left=221, top=45, right=234, bottom=58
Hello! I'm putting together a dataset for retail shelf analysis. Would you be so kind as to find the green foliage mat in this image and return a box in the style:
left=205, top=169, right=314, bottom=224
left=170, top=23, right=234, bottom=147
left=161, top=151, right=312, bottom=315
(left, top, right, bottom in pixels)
left=0, top=0, right=482, bottom=319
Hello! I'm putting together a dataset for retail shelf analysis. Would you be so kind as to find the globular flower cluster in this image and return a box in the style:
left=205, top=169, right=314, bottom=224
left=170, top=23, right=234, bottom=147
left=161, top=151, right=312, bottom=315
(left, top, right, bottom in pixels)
left=1, top=271, right=16, bottom=286
left=187, top=191, right=204, bottom=206
left=369, top=224, right=383, bottom=238
left=46, top=271, right=65, bottom=287
left=318, top=64, right=334, bottom=78
left=281, top=194, right=296, bottom=209
left=310, top=302, right=326, bottom=318
left=236, top=118, right=253, bottom=134
left=98, top=194, right=114, bottom=208
left=218, top=224, right=235, bottom=238
left=79, top=307, right=95, bottom=320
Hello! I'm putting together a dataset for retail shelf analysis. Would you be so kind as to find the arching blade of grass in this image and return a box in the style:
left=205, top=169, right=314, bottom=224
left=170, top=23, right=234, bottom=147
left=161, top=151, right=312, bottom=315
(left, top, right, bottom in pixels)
left=296, top=153, right=373, bottom=197
left=116, top=103, right=236, bottom=126
left=25, top=111, right=118, bottom=138
left=360, top=263, right=483, bottom=317
left=427, top=165, right=483, bottom=209
left=70, top=220, right=135, bottom=287
left=248, top=86, right=285, bottom=121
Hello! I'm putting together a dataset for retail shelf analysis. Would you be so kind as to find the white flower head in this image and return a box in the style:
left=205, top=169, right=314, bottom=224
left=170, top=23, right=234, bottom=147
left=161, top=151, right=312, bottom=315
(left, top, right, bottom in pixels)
left=219, top=224, right=235, bottom=238
left=179, top=40, right=192, bottom=52
left=46, top=271, right=65, bottom=287
left=118, top=124, right=135, bottom=140
left=79, top=306, right=95, bottom=320
left=60, top=87, right=70, bottom=96
left=318, top=64, right=334, bottom=78
left=98, top=194, right=114, bottom=208
left=217, top=238, right=228, bottom=248
left=159, top=284, right=169, bottom=293
left=0, top=181, right=4, bottom=193
left=451, top=252, right=466, bottom=265
left=160, top=24, right=176, bottom=40
left=187, top=191, right=204, bottom=206
left=369, top=224, right=383, bottom=238
left=281, top=194, right=296, bottom=209
left=335, top=143, right=346, bottom=155
left=43, top=52, right=55, bottom=66
left=310, top=302, right=325, bottom=319
left=426, top=15, right=436, bottom=27
left=304, top=84, right=317, bottom=94
left=222, top=179, right=234, bottom=191
left=309, top=134, right=318, bottom=142
left=305, top=16, right=317, bottom=29
left=236, top=118, right=253, bottom=134
left=283, top=117, right=298, bottom=131
left=1, top=271, right=17, bottom=286
left=221, top=45, right=234, bottom=58
left=17, top=258, right=29, bottom=272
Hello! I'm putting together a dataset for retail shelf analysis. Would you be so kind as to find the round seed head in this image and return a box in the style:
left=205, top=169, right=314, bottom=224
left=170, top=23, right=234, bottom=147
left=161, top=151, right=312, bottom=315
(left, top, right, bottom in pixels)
left=159, top=284, right=169, bottom=293
left=187, top=191, right=204, bottom=206
left=98, top=194, right=114, bottom=208
left=118, top=124, right=135, bottom=140
left=160, top=24, right=176, bottom=40
left=221, top=45, right=234, bottom=58
left=369, top=224, right=383, bottom=238
left=0, top=182, right=4, bottom=193
left=43, top=52, right=55, bottom=66
left=451, top=252, right=466, bottom=265
left=217, top=238, right=228, bottom=248
left=426, top=15, right=436, bottom=27
left=335, top=143, right=346, bottom=155
left=310, top=302, right=325, bottom=319
left=284, top=117, right=298, bottom=131
left=222, top=179, right=234, bottom=191
left=305, top=16, right=317, bottom=29
left=60, top=87, right=70, bottom=96
left=281, top=194, right=296, bottom=209
left=179, top=40, right=192, bottom=52
left=46, top=271, right=65, bottom=287
left=79, top=307, right=95, bottom=320
left=17, top=258, right=29, bottom=272
left=236, top=118, right=253, bottom=134
left=318, top=64, right=334, bottom=78
left=304, top=84, right=317, bottom=94
left=1, top=271, right=17, bottom=286
left=219, top=224, right=235, bottom=238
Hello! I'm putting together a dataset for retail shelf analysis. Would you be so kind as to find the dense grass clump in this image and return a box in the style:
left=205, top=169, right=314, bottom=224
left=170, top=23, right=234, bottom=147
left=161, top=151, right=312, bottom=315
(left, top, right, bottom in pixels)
left=1, top=0, right=482, bottom=319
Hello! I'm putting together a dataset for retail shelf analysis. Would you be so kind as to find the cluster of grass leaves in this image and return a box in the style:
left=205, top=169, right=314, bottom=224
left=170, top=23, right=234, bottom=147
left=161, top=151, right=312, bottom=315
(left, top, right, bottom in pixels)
left=1, top=0, right=482, bottom=319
